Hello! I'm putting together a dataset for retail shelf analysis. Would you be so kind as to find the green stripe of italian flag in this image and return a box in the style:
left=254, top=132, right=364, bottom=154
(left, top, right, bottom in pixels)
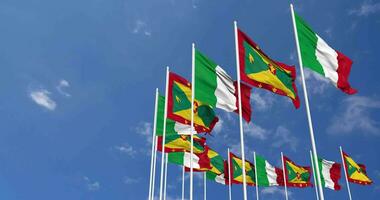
left=256, top=154, right=284, bottom=186
left=195, top=50, right=251, bottom=122
left=168, top=152, right=203, bottom=169
left=294, top=13, right=357, bottom=94
left=318, top=158, right=342, bottom=190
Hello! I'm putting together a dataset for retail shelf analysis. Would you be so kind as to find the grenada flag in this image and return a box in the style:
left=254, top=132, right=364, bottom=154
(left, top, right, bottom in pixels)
left=167, top=72, right=219, bottom=133
left=342, top=151, right=372, bottom=185
left=283, top=155, right=312, bottom=187
left=237, top=28, right=300, bottom=108
left=156, top=135, right=206, bottom=153
left=229, top=152, right=256, bottom=186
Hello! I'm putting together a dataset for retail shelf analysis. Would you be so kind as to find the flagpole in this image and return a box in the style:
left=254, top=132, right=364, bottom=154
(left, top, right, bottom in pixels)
left=253, top=152, right=259, bottom=200
left=340, top=146, right=353, bottom=200
left=290, top=4, right=325, bottom=200
left=204, top=172, right=207, bottom=200
left=281, top=152, right=289, bottom=200
left=310, top=150, right=320, bottom=200
left=148, top=88, right=159, bottom=200
left=182, top=166, right=185, bottom=200
left=190, top=42, right=195, bottom=200
left=159, top=67, right=170, bottom=200
left=228, top=148, right=232, bottom=200
left=164, top=154, right=168, bottom=200
left=151, top=136, right=158, bottom=200
left=233, top=20, right=248, bottom=200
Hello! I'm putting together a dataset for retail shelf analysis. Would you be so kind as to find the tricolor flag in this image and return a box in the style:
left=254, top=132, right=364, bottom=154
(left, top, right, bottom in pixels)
left=317, top=158, right=342, bottom=190
left=167, top=72, right=219, bottom=133
left=185, top=148, right=225, bottom=174
left=194, top=49, right=252, bottom=122
left=255, top=154, right=284, bottom=187
left=206, top=161, right=230, bottom=185
left=342, top=151, right=372, bottom=185
left=229, top=152, right=256, bottom=186
left=294, top=12, right=357, bottom=94
left=156, top=135, right=206, bottom=153
left=168, top=146, right=211, bottom=171
left=237, top=28, right=300, bottom=108
left=283, top=156, right=312, bottom=187
left=156, top=95, right=195, bottom=136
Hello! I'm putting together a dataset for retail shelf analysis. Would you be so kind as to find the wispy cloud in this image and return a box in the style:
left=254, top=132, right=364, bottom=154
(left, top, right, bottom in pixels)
left=124, top=176, right=140, bottom=184
left=56, top=79, right=71, bottom=97
left=244, top=122, right=269, bottom=140
left=261, top=187, right=293, bottom=198
left=83, top=176, right=100, bottom=191
left=136, top=122, right=153, bottom=143
left=250, top=93, right=275, bottom=111
left=302, top=69, right=331, bottom=95
left=327, top=96, right=380, bottom=135
left=132, top=20, right=151, bottom=36
left=29, top=89, right=57, bottom=111
left=271, top=126, right=298, bottom=152
left=213, top=118, right=223, bottom=135
left=349, top=1, right=380, bottom=16
left=114, top=143, right=137, bottom=157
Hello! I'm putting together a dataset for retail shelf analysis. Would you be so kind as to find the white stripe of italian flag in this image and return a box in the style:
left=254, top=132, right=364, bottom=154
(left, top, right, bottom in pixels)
left=256, top=154, right=283, bottom=186
left=294, top=12, right=357, bottom=94
left=318, top=158, right=342, bottom=190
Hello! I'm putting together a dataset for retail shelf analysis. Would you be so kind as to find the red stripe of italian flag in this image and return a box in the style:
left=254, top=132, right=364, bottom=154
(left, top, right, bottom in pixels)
left=318, top=158, right=342, bottom=190
left=295, top=13, right=357, bottom=94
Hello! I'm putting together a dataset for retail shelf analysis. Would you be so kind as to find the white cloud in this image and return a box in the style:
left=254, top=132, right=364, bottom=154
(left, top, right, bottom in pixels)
left=132, top=20, right=151, bottom=36
left=327, top=96, right=380, bottom=135
left=56, top=79, right=71, bottom=97
left=349, top=1, right=380, bottom=16
left=271, top=126, right=298, bottom=152
left=136, top=122, right=153, bottom=143
left=250, top=93, right=275, bottom=111
left=302, top=69, right=331, bottom=95
left=29, top=89, right=57, bottom=111
left=244, top=122, right=269, bottom=140
left=124, top=176, right=140, bottom=184
left=83, top=176, right=100, bottom=191
left=114, top=143, right=137, bottom=157
left=261, top=187, right=292, bottom=198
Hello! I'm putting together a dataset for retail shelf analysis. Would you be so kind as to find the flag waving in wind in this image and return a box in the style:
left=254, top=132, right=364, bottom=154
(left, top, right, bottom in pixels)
left=283, top=155, right=312, bottom=187
left=294, top=12, right=357, bottom=94
left=237, top=28, right=300, bottom=108
left=342, top=151, right=372, bottom=185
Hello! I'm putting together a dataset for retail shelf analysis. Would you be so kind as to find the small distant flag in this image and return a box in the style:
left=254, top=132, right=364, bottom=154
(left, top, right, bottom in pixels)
left=229, top=152, right=256, bottom=186
left=255, top=154, right=284, bottom=187
left=317, top=158, right=342, bottom=190
left=156, top=135, right=206, bottom=153
left=342, top=151, right=372, bottom=185
left=167, top=146, right=211, bottom=171
left=283, top=155, right=312, bottom=187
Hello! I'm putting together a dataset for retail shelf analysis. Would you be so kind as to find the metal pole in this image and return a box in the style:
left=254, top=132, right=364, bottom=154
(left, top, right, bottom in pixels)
left=148, top=89, right=159, bottom=200
left=281, top=152, right=289, bottom=200
left=190, top=43, right=195, bottom=200
left=310, top=150, right=320, bottom=200
left=151, top=136, right=158, bottom=200
left=289, top=4, right=325, bottom=200
left=254, top=152, right=259, bottom=200
left=233, top=20, right=248, bottom=200
left=159, top=67, right=170, bottom=200
left=182, top=166, right=185, bottom=200
left=204, top=172, right=207, bottom=200
left=228, top=148, right=232, bottom=200
left=163, top=154, right=168, bottom=200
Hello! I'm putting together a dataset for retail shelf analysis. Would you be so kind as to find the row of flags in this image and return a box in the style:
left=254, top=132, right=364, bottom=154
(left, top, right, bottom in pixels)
left=148, top=4, right=371, bottom=200
left=157, top=134, right=373, bottom=190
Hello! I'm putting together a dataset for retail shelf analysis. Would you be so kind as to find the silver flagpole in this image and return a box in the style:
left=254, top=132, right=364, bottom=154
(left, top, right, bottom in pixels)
left=182, top=166, right=185, bottom=200
left=151, top=136, right=158, bottom=200
left=310, top=150, right=320, bottom=200
left=159, top=67, right=170, bottom=200
left=281, top=152, right=289, bottom=200
left=163, top=154, right=168, bottom=200
left=233, top=20, right=248, bottom=200
left=204, top=172, right=207, bottom=200
left=228, top=148, right=232, bottom=200
left=190, top=43, right=195, bottom=200
left=254, top=152, right=259, bottom=200
left=340, top=146, right=353, bottom=200
left=289, top=4, right=325, bottom=200
left=148, top=89, right=159, bottom=200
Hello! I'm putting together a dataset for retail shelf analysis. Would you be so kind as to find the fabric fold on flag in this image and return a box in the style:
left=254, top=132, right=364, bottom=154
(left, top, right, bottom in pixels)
left=229, top=152, right=256, bottom=186
left=256, top=154, right=284, bottom=187
left=283, top=155, right=312, bottom=187
left=317, top=158, right=342, bottom=190
left=168, top=146, right=211, bottom=171
left=156, top=135, right=206, bottom=153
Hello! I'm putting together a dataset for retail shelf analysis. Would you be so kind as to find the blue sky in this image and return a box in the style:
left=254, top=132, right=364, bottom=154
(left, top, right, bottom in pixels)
left=0, top=0, right=379, bottom=199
